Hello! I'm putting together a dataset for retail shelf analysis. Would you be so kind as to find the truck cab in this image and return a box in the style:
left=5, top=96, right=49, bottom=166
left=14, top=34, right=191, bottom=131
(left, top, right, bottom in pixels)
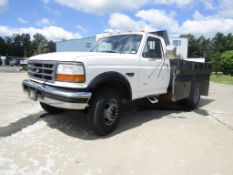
left=22, top=31, right=211, bottom=136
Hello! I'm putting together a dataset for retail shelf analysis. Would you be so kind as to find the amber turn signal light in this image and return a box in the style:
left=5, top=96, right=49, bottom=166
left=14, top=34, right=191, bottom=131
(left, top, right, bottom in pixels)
left=56, top=74, right=85, bottom=83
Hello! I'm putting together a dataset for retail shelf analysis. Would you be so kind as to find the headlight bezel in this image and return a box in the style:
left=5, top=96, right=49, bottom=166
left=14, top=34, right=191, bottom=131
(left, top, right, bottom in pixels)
left=55, top=62, right=86, bottom=83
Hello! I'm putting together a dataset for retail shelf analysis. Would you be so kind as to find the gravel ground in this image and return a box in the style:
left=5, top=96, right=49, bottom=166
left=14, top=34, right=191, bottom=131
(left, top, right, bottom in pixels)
left=0, top=73, right=233, bottom=175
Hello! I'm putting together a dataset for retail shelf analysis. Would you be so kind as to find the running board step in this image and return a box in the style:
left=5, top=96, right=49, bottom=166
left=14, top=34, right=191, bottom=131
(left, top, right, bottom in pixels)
left=147, top=97, right=159, bottom=104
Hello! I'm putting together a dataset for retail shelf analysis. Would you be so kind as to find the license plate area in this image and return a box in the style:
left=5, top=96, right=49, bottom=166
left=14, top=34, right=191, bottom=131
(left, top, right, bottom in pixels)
left=28, top=89, right=38, bottom=101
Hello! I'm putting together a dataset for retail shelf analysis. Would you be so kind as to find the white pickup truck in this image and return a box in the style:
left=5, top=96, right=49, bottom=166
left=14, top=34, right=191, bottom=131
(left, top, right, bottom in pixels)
left=22, top=31, right=211, bottom=136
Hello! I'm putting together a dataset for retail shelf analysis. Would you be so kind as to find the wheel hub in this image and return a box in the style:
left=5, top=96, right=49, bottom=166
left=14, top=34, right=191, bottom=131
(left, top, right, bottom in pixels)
left=104, top=99, right=119, bottom=125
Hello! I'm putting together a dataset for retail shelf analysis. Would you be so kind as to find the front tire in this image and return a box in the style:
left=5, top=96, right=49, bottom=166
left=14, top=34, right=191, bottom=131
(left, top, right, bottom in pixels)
left=87, top=88, right=121, bottom=136
left=40, top=102, right=63, bottom=114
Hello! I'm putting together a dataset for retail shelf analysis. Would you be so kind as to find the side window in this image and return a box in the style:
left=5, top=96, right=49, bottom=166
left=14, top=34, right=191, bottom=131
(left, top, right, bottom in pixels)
left=142, top=37, right=162, bottom=59
left=173, top=40, right=181, bottom=46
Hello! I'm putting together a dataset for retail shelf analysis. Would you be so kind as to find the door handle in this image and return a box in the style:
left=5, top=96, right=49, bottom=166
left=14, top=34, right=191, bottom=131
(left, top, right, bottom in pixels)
left=126, top=73, right=135, bottom=77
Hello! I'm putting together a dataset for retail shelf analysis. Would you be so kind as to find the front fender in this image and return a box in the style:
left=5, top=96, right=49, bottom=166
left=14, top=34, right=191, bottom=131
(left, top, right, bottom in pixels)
left=88, top=71, right=132, bottom=100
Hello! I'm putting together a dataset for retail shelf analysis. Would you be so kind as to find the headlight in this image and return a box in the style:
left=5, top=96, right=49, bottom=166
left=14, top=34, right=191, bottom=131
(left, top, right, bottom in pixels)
left=56, top=63, right=85, bottom=83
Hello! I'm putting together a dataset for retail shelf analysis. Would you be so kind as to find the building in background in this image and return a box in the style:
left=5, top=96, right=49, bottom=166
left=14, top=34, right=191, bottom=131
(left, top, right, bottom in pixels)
left=169, top=37, right=188, bottom=59
left=56, top=37, right=96, bottom=52
left=169, top=37, right=205, bottom=62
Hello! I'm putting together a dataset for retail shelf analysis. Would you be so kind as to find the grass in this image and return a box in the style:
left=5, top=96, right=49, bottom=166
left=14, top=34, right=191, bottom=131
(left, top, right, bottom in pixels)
left=210, top=74, right=233, bottom=85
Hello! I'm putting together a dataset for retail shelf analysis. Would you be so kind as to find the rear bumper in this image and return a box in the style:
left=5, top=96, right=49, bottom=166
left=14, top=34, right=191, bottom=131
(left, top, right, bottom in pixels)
left=22, top=79, right=92, bottom=110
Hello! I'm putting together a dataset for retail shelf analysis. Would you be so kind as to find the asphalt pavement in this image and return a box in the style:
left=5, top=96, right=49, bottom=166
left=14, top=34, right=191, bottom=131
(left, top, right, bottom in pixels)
left=0, top=73, right=233, bottom=175
left=0, top=66, right=23, bottom=73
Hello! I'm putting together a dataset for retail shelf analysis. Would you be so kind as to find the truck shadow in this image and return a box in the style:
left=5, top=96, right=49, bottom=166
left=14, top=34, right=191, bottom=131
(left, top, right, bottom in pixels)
left=41, top=98, right=214, bottom=140
left=0, top=98, right=214, bottom=139
left=0, top=112, right=48, bottom=137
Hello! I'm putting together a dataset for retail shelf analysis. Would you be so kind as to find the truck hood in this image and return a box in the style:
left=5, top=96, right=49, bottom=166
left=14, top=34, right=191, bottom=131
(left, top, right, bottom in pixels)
left=29, top=52, right=137, bottom=62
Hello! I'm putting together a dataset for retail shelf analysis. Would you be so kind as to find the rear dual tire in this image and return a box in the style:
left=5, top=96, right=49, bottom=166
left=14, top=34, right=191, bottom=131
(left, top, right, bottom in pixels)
left=179, top=83, right=200, bottom=110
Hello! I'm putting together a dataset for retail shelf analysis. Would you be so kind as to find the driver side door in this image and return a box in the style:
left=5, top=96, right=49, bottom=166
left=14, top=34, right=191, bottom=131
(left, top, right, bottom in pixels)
left=138, top=36, right=169, bottom=97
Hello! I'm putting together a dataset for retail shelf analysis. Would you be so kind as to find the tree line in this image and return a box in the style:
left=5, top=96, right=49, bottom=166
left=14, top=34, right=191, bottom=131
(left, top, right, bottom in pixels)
left=181, top=33, right=233, bottom=75
left=0, top=32, right=232, bottom=75
left=0, top=33, right=55, bottom=60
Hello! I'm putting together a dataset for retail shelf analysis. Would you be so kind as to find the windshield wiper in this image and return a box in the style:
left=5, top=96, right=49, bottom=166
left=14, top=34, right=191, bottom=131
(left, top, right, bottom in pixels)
left=99, top=51, right=118, bottom=53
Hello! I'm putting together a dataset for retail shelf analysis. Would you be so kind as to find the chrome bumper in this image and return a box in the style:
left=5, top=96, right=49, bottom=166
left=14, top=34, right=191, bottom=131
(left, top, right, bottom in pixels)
left=22, top=79, right=92, bottom=110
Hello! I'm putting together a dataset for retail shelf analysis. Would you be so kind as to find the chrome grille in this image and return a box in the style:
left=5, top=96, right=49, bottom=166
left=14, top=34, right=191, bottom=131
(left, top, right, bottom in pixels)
left=28, top=61, right=56, bottom=82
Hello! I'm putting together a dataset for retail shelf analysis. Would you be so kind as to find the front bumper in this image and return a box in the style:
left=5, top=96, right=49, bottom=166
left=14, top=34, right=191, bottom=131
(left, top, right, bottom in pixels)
left=22, top=79, right=92, bottom=110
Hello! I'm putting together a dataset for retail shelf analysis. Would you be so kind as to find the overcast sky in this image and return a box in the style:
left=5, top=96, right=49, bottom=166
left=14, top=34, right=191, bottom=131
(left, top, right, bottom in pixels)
left=0, top=0, right=233, bottom=41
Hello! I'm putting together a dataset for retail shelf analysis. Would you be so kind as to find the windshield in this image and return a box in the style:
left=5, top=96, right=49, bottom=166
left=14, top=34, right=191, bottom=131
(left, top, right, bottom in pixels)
left=90, top=34, right=143, bottom=54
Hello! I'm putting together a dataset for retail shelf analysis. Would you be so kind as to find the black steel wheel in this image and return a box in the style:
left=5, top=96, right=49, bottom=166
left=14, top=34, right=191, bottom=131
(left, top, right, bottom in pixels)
left=87, top=88, right=121, bottom=136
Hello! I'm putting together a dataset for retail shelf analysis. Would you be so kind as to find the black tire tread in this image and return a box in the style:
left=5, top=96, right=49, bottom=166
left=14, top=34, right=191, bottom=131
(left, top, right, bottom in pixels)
left=179, top=83, right=200, bottom=110
left=87, top=88, right=121, bottom=136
